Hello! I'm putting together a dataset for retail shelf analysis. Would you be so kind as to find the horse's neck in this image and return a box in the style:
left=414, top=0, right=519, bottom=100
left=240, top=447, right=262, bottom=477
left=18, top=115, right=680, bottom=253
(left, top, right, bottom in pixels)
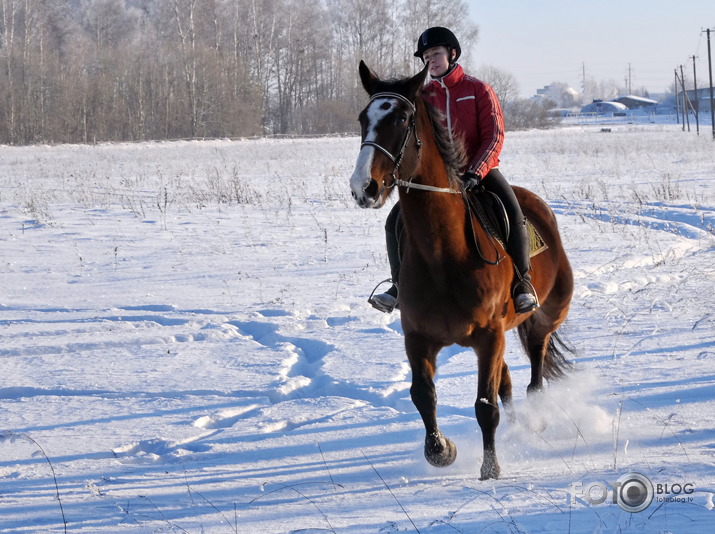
left=399, top=148, right=469, bottom=260
left=398, top=104, right=483, bottom=261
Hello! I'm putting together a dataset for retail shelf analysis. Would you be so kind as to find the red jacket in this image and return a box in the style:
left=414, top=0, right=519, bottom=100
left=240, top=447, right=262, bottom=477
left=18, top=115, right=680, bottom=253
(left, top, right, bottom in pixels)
left=422, top=64, right=504, bottom=179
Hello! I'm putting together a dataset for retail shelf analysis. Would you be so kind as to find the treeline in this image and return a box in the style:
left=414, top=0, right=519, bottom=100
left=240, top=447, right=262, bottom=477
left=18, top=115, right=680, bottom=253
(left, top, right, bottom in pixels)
left=0, top=0, right=481, bottom=145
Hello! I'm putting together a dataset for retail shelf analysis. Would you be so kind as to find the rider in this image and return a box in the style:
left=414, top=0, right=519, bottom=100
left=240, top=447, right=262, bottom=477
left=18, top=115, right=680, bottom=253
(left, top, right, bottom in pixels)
left=369, top=26, right=538, bottom=315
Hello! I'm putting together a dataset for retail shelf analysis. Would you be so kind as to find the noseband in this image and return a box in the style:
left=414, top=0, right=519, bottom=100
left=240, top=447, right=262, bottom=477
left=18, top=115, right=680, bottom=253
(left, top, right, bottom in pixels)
left=360, top=92, right=422, bottom=185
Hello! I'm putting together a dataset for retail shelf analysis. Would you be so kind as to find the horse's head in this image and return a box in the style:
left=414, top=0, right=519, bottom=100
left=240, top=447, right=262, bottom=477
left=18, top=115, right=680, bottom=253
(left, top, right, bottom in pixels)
left=350, top=61, right=429, bottom=209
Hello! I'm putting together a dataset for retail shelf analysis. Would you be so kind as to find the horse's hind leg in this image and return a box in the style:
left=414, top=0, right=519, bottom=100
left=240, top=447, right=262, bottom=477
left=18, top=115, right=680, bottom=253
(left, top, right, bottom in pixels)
left=523, top=319, right=547, bottom=394
left=473, top=328, right=506, bottom=480
left=520, top=293, right=572, bottom=394
left=405, top=333, right=456, bottom=468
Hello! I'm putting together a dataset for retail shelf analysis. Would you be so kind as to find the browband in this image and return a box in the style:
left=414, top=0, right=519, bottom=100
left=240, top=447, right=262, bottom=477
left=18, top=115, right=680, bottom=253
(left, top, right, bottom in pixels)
left=369, top=92, right=416, bottom=112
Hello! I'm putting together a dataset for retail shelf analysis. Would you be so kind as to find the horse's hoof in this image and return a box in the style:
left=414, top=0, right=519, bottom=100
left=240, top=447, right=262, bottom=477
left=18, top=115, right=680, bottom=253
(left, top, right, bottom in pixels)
left=479, top=452, right=500, bottom=480
left=424, top=431, right=457, bottom=467
left=527, top=383, right=543, bottom=396
left=523, top=387, right=548, bottom=432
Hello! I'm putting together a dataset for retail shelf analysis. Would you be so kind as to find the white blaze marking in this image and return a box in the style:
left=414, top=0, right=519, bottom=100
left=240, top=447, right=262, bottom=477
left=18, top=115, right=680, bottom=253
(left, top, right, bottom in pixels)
left=365, top=98, right=395, bottom=143
left=350, top=145, right=375, bottom=194
left=350, top=98, right=396, bottom=197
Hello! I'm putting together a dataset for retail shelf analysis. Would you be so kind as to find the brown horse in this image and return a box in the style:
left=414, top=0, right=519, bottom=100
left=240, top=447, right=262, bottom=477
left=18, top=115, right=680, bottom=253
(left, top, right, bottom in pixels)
left=350, top=62, right=574, bottom=480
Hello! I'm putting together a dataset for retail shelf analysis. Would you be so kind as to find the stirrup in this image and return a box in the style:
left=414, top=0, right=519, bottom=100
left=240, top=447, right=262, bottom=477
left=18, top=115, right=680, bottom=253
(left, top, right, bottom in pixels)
left=512, top=279, right=539, bottom=314
left=368, top=279, right=399, bottom=313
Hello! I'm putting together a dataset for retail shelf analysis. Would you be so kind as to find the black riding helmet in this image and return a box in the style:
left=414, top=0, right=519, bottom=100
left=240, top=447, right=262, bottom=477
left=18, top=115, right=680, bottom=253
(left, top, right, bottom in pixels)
left=414, top=27, right=461, bottom=62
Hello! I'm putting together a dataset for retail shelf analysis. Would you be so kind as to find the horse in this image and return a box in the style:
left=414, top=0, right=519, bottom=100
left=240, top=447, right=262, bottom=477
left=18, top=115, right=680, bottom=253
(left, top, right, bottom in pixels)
left=349, top=61, right=574, bottom=480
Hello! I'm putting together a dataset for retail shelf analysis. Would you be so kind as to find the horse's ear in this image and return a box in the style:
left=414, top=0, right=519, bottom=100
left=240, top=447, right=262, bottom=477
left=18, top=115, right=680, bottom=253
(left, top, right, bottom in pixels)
left=407, top=64, right=430, bottom=101
left=359, top=60, right=379, bottom=95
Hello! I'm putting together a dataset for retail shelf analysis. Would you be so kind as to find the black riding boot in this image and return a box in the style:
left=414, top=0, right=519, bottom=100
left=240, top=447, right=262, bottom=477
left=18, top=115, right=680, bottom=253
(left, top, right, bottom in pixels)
left=481, top=170, right=539, bottom=314
left=508, top=216, right=539, bottom=313
left=369, top=203, right=402, bottom=313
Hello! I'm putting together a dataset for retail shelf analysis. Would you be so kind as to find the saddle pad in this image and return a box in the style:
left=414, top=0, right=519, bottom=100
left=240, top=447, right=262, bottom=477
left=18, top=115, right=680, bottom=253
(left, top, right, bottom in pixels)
left=527, top=220, right=548, bottom=258
left=470, top=192, right=548, bottom=258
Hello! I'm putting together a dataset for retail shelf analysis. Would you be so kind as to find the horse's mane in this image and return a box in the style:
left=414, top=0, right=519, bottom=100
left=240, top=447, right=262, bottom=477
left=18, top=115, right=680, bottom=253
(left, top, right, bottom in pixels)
left=370, top=76, right=466, bottom=189
left=418, top=95, right=467, bottom=189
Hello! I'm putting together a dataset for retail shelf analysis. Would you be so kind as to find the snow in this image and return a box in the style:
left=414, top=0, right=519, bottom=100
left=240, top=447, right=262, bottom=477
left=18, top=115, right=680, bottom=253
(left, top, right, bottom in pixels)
left=1, top=123, right=714, bottom=533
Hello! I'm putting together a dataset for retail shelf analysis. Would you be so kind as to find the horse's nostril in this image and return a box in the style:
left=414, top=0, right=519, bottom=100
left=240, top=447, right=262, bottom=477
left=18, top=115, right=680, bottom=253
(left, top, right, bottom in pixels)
left=363, top=179, right=379, bottom=198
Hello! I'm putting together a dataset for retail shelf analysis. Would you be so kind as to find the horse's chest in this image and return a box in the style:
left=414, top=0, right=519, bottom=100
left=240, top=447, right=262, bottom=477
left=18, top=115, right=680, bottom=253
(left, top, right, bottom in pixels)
left=401, top=276, right=504, bottom=339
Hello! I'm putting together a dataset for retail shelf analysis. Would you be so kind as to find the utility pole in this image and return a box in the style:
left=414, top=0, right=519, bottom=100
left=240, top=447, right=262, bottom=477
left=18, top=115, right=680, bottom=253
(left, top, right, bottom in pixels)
left=691, top=56, right=700, bottom=135
left=679, top=65, right=691, bottom=132
left=706, top=28, right=715, bottom=141
left=675, top=69, right=681, bottom=126
left=581, top=62, right=587, bottom=100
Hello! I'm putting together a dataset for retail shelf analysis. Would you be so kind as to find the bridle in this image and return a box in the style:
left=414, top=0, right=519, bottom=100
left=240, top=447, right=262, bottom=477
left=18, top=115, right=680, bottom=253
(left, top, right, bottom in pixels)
left=360, top=92, right=460, bottom=195
left=360, top=92, right=420, bottom=185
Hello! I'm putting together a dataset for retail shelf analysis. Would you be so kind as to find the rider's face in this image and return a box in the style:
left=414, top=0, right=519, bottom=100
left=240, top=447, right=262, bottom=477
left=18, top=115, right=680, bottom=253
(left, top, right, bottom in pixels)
left=423, top=46, right=452, bottom=78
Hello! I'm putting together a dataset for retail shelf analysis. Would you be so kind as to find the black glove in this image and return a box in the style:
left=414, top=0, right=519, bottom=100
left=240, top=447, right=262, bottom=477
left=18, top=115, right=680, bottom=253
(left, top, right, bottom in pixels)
left=461, top=170, right=481, bottom=191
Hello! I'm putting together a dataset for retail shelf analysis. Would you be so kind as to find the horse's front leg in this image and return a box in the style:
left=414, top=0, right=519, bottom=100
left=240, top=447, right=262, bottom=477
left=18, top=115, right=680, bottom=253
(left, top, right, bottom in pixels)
left=405, top=333, right=456, bottom=467
left=474, top=328, right=507, bottom=480
left=499, top=361, right=516, bottom=423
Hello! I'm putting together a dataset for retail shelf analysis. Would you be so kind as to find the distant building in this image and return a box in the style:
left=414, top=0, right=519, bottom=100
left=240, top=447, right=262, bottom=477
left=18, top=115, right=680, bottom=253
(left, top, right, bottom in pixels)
left=580, top=100, right=628, bottom=114
left=534, top=84, right=580, bottom=108
left=684, top=87, right=713, bottom=112
left=614, top=95, right=658, bottom=109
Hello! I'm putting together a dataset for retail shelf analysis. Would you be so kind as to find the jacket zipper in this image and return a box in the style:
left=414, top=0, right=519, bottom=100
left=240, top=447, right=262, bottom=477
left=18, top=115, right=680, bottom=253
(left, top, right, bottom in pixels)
left=438, top=78, right=454, bottom=145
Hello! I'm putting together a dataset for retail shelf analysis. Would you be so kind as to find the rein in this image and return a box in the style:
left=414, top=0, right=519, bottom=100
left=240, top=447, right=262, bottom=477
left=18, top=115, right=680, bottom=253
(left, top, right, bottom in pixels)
left=464, top=191, right=504, bottom=266
left=392, top=177, right=460, bottom=194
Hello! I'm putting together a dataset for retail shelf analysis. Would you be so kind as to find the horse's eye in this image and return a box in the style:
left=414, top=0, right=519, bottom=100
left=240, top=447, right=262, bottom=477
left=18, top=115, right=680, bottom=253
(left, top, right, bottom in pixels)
left=395, top=115, right=407, bottom=126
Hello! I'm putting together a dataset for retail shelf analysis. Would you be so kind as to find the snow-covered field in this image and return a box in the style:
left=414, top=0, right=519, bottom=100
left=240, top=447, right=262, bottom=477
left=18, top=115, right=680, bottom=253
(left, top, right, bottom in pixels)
left=1, top=123, right=714, bottom=533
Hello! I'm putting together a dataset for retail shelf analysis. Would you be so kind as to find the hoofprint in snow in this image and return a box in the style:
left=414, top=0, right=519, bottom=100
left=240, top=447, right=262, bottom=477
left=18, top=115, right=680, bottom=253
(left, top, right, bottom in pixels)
left=1, top=124, right=714, bottom=532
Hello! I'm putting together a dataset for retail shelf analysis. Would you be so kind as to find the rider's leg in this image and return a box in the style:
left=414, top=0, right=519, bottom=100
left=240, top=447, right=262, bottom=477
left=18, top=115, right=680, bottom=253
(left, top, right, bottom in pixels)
left=480, top=169, right=538, bottom=314
left=369, top=203, right=402, bottom=313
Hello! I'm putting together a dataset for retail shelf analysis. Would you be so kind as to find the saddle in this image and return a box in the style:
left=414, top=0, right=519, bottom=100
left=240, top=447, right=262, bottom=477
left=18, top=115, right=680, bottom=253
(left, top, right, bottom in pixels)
left=466, top=189, right=548, bottom=259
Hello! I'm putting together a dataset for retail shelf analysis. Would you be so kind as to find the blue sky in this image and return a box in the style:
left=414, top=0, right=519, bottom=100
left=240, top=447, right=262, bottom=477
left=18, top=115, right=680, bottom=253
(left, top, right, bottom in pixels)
left=465, top=0, right=714, bottom=97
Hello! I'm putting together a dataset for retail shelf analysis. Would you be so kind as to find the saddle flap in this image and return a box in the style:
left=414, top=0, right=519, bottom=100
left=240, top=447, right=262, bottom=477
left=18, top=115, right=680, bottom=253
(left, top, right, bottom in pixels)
left=469, top=191, right=548, bottom=258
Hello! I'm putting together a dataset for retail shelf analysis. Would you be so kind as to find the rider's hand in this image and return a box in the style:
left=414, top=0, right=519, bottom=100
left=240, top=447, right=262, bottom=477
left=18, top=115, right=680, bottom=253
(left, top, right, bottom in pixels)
left=461, top=170, right=481, bottom=191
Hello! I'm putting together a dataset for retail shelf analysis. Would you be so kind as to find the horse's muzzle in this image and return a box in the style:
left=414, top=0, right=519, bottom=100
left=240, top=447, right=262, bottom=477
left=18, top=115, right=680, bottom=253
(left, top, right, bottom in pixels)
left=352, top=178, right=385, bottom=209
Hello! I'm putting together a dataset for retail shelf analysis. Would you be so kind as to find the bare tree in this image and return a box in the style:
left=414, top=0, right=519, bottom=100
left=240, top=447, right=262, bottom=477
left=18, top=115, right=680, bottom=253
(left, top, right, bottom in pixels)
left=477, top=64, right=520, bottom=107
left=0, top=0, right=501, bottom=143
left=504, top=98, right=561, bottom=130
left=400, top=0, right=478, bottom=70
left=1, top=0, right=20, bottom=141
left=82, top=0, right=139, bottom=48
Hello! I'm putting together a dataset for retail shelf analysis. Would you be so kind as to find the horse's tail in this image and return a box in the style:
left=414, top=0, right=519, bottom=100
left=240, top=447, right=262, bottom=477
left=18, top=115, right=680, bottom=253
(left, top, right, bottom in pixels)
left=517, top=317, right=574, bottom=380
